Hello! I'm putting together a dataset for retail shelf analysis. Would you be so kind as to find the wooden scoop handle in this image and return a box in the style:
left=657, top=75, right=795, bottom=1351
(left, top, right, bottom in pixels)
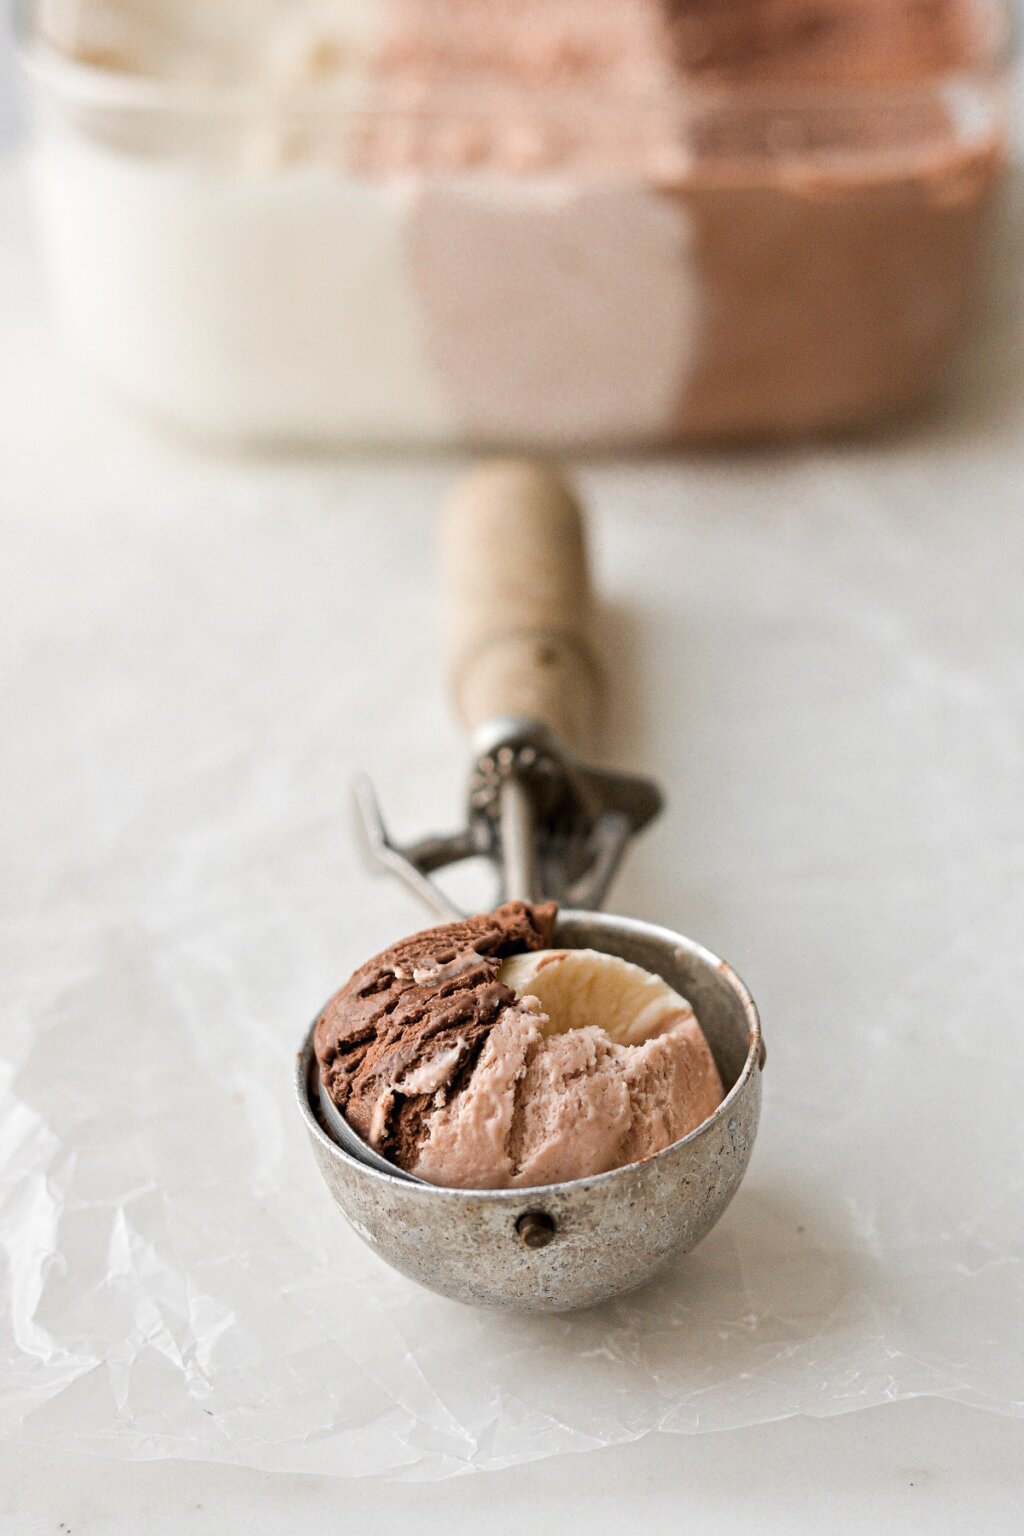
left=440, top=460, right=601, bottom=751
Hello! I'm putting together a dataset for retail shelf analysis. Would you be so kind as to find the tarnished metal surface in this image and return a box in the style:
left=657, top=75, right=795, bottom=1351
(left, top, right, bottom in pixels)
left=297, top=910, right=763, bottom=1313
left=355, top=717, right=664, bottom=917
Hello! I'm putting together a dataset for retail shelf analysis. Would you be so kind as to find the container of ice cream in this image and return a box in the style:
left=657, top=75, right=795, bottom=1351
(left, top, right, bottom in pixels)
left=297, top=905, right=763, bottom=1312
left=17, top=0, right=1011, bottom=448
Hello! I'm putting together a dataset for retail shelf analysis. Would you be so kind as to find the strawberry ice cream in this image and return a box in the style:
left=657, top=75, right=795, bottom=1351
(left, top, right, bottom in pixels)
left=314, top=904, right=724, bottom=1189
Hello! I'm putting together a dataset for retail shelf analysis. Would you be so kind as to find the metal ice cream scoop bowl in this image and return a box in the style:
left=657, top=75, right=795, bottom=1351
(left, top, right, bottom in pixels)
left=296, top=462, right=764, bottom=1312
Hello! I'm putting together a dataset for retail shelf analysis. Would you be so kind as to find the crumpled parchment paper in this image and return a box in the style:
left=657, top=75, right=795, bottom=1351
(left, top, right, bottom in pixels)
left=1, top=161, right=1022, bottom=1478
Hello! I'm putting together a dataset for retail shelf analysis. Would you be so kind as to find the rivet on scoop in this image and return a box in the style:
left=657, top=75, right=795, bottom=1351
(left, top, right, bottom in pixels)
left=516, top=1211, right=556, bottom=1248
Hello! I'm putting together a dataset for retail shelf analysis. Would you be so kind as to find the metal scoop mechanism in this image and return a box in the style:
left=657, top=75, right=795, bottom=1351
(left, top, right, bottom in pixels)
left=356, top=714, right=663, bottom=921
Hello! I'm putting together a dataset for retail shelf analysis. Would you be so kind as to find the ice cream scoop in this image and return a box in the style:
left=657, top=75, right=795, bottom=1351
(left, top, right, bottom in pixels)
left=297, top=460, right=764, bottom=1310
left=415, top=944, right=725, bottom=1188
left=315, top=918, right=725, bottom=1190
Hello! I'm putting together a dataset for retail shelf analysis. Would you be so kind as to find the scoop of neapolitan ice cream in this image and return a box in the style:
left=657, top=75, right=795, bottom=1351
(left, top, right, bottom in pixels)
left=314, top=902, right=724, bottom=1189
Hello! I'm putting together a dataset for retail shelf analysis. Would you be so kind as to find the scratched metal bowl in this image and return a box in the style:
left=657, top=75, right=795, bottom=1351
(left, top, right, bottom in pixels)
left=296, top=910, right=764, bottom=1313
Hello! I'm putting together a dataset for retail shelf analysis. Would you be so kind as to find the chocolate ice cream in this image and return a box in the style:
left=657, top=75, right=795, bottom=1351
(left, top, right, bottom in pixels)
left=315, top=903, right=557, bottom=1171
left=669, top=0, right=995, bottom=82
left=315, top=903, right=725, bottom=1189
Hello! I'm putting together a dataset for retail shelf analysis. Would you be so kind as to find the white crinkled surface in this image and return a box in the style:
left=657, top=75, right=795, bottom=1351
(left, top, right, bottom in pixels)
left=0, top=158, right=1022, bottom=1478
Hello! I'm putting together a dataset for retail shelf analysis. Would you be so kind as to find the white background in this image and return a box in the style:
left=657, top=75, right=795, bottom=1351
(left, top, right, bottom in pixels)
left=1, top=3, right=22, bottom=147
left=1, top=6, right=1023, bottom=1530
